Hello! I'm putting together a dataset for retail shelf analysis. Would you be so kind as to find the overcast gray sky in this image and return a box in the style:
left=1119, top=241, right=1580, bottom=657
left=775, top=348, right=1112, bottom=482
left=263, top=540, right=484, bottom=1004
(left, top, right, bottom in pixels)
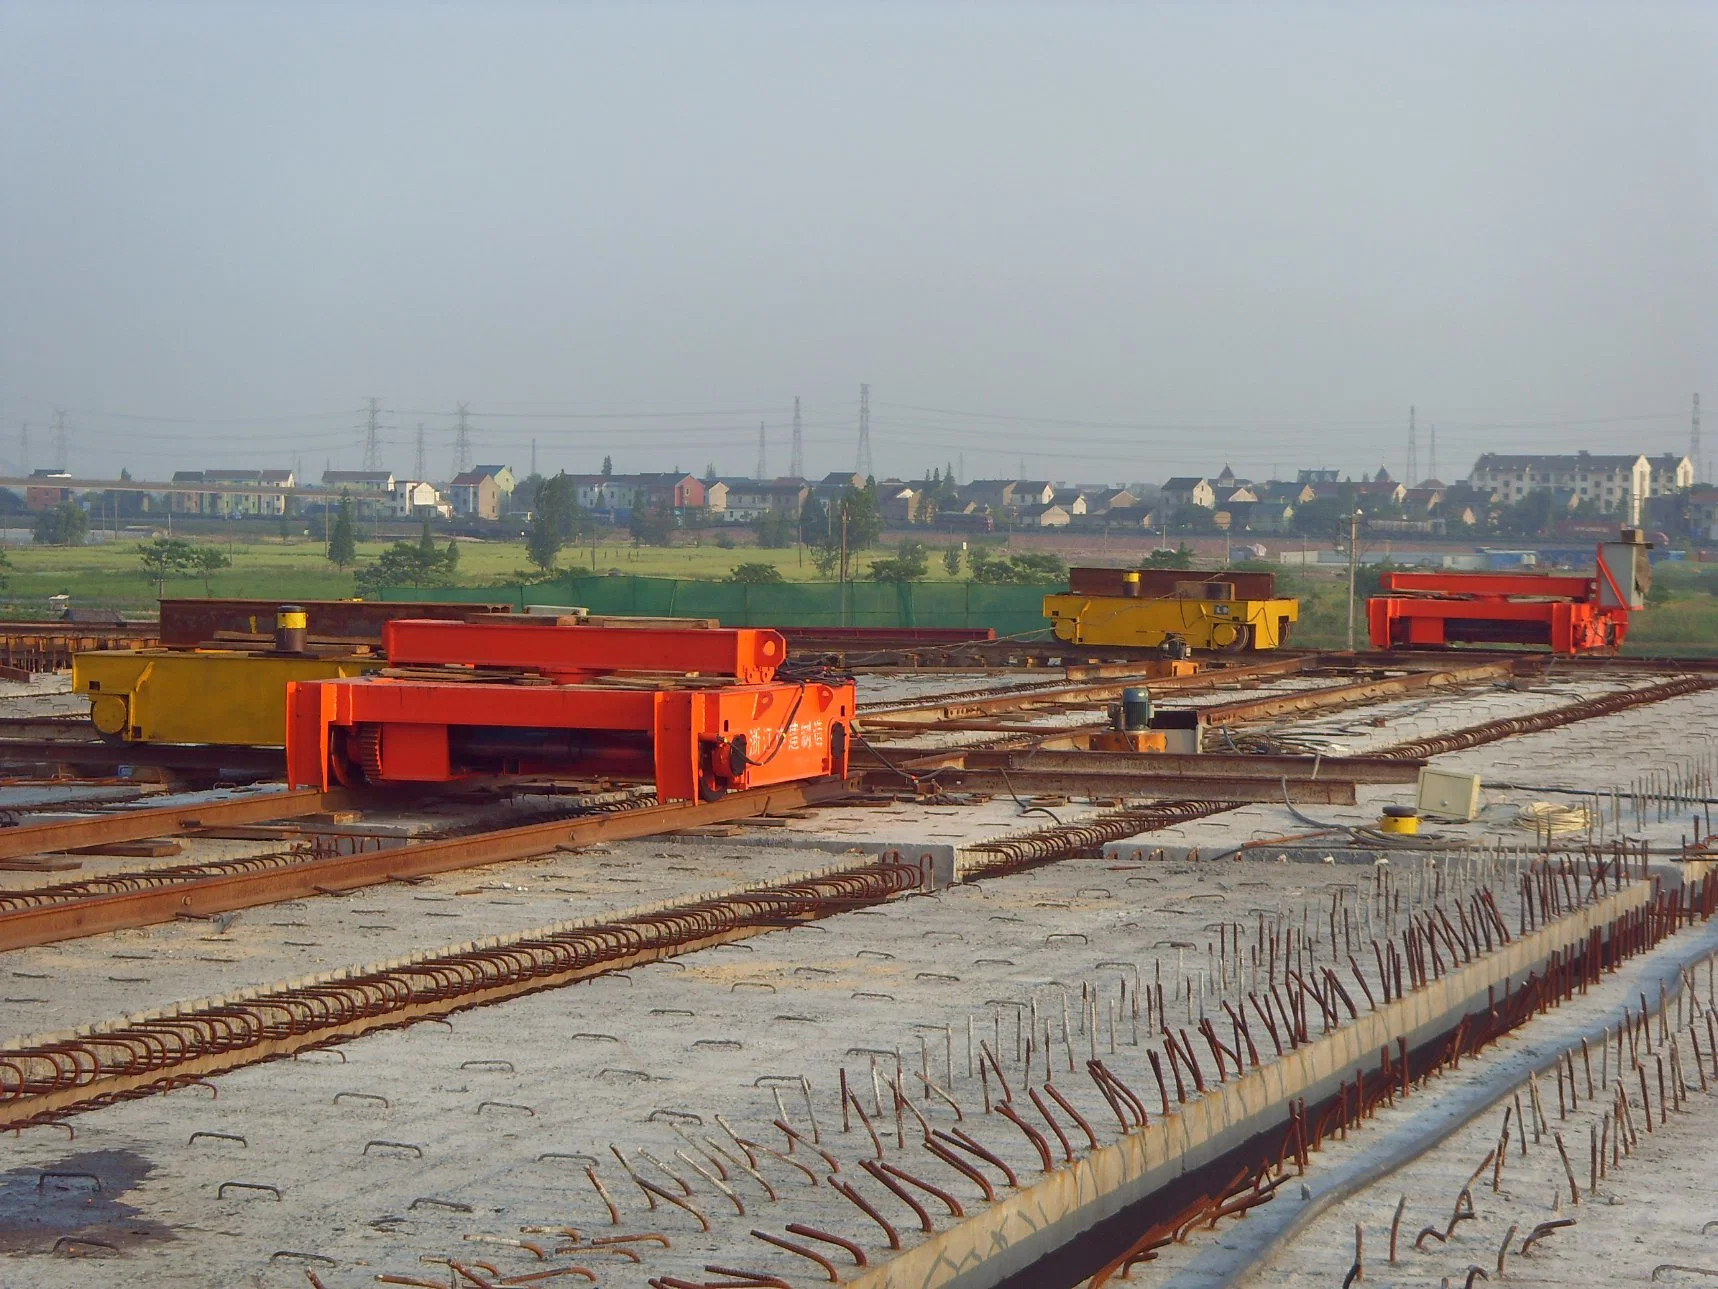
left=1, top=1, right=1712, bottom=486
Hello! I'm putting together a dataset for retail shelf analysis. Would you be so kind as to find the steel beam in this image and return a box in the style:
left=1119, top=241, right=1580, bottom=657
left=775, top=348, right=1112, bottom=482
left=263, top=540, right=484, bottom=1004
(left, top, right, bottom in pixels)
left=0, top=779, right=851, bottom=951
left=948, top=750, right=1424, bottom=782
left=915, top=769, right=1357, bottom=804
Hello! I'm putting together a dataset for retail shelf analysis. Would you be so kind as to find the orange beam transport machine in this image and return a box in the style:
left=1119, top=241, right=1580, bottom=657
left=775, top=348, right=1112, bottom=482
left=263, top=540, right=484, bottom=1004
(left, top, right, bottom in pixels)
left=285, top=619, right=854, bottom=803
left=1367, top=531, right=1651, bottom=656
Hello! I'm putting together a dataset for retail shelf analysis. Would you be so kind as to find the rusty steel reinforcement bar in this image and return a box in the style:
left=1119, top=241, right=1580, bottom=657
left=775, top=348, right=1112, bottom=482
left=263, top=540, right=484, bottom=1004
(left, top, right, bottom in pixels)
left=0, top=786, right=342, bottom=864
left=1377, top=674, right=1718, bottom=759
left=1197, top=659, right=1519, bottom=726
left=0, top=856, right=926, bottom=1130
left=854, top=872, right=1714, bottom=1289
left=0, top=780, right=852, bottom=953
left=962, top=802, right=1235, bottom=876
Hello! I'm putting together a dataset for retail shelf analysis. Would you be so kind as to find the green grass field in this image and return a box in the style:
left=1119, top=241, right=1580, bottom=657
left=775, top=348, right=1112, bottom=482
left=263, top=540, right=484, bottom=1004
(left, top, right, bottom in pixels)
left=7, top=535, right=1715, bottom=656
left=0, top=534, right=970, bottom=613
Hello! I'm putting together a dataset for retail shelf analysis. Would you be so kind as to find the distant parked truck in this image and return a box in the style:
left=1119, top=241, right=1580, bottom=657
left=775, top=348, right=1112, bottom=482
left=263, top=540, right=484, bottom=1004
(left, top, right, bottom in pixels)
left=1043, top=567, right=1299, bottom=652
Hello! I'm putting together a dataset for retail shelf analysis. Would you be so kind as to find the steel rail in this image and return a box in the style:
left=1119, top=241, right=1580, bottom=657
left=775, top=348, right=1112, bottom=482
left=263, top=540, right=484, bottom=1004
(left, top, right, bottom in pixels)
left=0, top=780, right=852, bottom=953
left=0, top=855, right=925, bottom=1130
left=1197, top=659, right=1519, bottom=725
left=0, top=738, right=286, bottom=775
left=859, top=657, right=1312, bottom=724
left=0, top=786, right=341, bottom=864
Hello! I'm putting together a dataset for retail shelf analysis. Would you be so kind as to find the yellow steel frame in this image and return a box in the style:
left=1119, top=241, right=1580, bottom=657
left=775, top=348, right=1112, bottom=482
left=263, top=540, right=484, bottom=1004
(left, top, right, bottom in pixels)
left=1042, top=593, right=1299, bottom=651
left=73, top=650, right=383, bottom=747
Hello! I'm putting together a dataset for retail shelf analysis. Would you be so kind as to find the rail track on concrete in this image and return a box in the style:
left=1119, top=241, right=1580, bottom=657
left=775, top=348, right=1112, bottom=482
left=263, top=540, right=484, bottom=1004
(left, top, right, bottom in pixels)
left=0, top=668, right=1708, bottom=956
left=0, top=780, right=850, bottom=952
left=957, top=672, right=1718, bottom=877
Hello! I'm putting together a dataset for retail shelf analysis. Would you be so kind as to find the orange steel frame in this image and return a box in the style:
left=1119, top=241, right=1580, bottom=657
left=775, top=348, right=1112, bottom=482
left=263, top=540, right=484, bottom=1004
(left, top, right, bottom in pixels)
left=1367, top=570, right=1631, bottom=655
left=284, top=621, right=853, bottom=802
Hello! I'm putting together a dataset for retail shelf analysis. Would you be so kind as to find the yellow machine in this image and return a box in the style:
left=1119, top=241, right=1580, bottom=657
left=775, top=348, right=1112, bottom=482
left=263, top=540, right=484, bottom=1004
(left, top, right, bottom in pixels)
left=70, top=601, right=525, bottom=749
left=1044, top=567, right=1299, bottom=653
left=74, top=649, right=383, bottom=747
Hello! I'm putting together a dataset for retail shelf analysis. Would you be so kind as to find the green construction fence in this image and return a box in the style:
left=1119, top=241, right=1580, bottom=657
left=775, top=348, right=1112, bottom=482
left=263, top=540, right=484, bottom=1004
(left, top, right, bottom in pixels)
left=379, top=575, right=1054, bottom=637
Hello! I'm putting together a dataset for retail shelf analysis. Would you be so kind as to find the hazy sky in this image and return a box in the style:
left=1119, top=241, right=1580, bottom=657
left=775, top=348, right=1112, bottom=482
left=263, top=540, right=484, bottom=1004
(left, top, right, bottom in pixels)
left=1, top=2, right=1712, bottom=486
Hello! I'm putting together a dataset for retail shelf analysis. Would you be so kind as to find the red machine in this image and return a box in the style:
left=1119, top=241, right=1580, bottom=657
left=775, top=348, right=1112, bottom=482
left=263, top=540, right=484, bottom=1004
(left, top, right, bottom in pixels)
left=284, top=619, right=854, bottom=802
left=1367, top=532, right=1651, bottom=656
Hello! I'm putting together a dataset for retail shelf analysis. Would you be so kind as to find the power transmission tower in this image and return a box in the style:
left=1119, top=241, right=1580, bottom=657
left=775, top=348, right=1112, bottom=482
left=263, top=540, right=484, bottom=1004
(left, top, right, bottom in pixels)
left=363, top=397, right=382, bottom=471
left=530, top=438, right=537, bottom=478
left=1694, top=393, right=1703, bottom=484
left=855, top=384, right=872, bottom=478
left=789, top=397, right=803, bottom=479
left=755, top=422, right=767, bottom=480
left=1429, top=426, right=1438, bottom=483
left=413, top=423, right=426, bottom=482
left=18, top=424, right=28, bottom=476
left=52, top=409, right=67, bottom=472
left=1406, top=406, right=1417, bottom=485
left=452, top=403, right=472, bottom=475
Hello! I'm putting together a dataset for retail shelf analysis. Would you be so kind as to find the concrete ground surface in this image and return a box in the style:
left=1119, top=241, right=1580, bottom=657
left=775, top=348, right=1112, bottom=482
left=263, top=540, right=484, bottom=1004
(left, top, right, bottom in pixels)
left=0, top=663, right=1714, bottom=1287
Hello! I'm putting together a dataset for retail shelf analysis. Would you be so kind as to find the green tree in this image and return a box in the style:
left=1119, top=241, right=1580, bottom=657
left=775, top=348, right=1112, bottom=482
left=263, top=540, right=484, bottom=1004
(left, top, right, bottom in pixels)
left=629, top=498, right=674, bottom=546
left=754, top=514, right=794, bottom=548
left=837, top=483, right=884, bottom=549
left=869, top=540, right=930, bottom=582
left=942, top=546, right=963, bottom=577
left=970, top=549, right=1067, bottom=584
left=33, top=501, right=89, bottom=547
left=137, top=537, right=197, bottom=596
left=810, top=544, right=841, bottom=578
left=444, top=537, right=459, bottom=573
left=417, top=518, right=438, bottom=560
left=1141, top=544, right=1196, bottom=569
left=190, top=545, right=231, bottom=595
left=1291, top=496, right=1351, bottom=539
left=725, top=561, right=785, bottom=584
left=601, top=455, right=614, bottom=477
left=327, top=495, right=357, bottom=569
left=355, top=541, right=455, bottom=595
left=526, top=474, right=571, bottom=572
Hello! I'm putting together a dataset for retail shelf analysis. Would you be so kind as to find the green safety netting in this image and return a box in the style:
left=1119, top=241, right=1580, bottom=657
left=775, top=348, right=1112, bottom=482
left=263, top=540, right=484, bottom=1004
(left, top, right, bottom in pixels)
left=379, top=575, right=1054, bottom=637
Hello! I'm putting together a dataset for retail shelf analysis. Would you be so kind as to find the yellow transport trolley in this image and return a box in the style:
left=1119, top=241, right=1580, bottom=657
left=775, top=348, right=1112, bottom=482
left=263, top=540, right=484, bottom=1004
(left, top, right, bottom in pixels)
left=1043, top=568, right=1299, bottom=653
